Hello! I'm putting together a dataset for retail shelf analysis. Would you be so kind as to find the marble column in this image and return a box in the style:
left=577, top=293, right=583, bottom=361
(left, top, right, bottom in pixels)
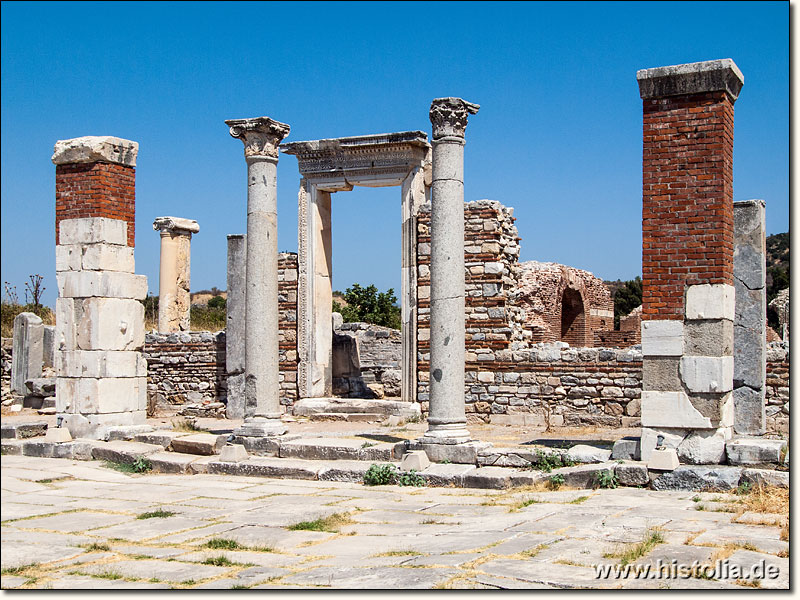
left=421, top=97, right=479, bottom=444
left=226, top=116, right=290, bottom=436
left=153, top=217, right=199, bottom=333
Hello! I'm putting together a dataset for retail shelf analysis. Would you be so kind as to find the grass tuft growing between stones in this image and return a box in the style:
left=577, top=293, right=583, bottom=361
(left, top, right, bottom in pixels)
left=204, top=538, right=243, bottom=550
left=509, top=497, right=541, bottom=512
left=568, top=495, right=590, bottom=505
left=1, top=564, right=39, bottom=576
left=287, top=512, right=354, bottom=533
left=137, top=509, right=176, bottom=520
left=371, top=550, right=422, bottom=557
left=201, top=555, right=254, bottom=567
left=82, top=542, right=111, bottom=552
left=91, top=570, right=123, bottom=581
left=603, top=528, right=665, bottom=566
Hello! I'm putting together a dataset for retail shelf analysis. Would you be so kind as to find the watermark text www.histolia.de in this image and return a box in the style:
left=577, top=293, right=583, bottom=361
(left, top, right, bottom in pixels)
left=595, top=558, right=781, bottom=581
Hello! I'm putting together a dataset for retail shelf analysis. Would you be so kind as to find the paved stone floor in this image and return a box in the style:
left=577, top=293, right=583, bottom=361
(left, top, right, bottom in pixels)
left=1, top=455, right=788, bottom=589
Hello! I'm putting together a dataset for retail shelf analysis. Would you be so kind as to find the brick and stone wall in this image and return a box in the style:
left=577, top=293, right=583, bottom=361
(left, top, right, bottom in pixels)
left=333, top=322, right=402, bottom=398
left=144, top=331, right=226, bottom=414
left=516, top=261, right=615, bottom=347
left=278, top=253, right=299, bottom=408
left=765, top=342, right=789, bottom=434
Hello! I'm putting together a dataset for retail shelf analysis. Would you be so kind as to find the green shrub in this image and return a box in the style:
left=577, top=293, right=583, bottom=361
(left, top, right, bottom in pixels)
left=397, top=470, right=426, bottom=487
left=332, top=283, right=401, bottom=329
left=596, top=469, right=619, bottom=489
left=207, top=295, right=226, bottom=309
left=363, top=463, right=398, bottom=486
left=531, top=449, right=564, bottom=473
left=548, top=474, right=566, bottom=490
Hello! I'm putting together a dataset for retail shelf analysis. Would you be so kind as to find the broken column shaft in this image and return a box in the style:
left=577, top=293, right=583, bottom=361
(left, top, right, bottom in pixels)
left=153, top=217, right=199, bottom=333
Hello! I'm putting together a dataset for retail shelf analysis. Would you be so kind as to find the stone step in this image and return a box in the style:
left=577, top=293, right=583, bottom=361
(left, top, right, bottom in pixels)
left=308, top=412, right=385, bottom=423
left=170, top=433, right=227, bottom=456
left=726, top=437, right=787, bottom=466
left=0, top=421, right=48, bottom=440
left=293, top=397, right=421, bottom=419
left=91, top=440, right=163, bottom=464
left=278, top=436, right=404, bottom=462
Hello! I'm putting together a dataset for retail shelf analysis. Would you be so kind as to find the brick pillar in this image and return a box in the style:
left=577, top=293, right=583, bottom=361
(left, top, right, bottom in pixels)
left=637, top=60, right=744, bottom=463
left=55, top=137, right=137, bottom=248
left=53, top=136, right=148, bottom=439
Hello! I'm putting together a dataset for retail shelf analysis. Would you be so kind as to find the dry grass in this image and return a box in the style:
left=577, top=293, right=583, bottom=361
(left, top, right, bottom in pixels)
left=603, top=528, right=665, bottom=566
left=737, top=485, right=788, bottom=516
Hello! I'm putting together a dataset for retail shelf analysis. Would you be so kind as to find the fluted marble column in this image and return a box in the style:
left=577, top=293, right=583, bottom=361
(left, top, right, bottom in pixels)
left=226, top=116, right=290, bottom=436
left=153, top=217, right=199, bottom=333
left=422, top=97, right=479, bottom=444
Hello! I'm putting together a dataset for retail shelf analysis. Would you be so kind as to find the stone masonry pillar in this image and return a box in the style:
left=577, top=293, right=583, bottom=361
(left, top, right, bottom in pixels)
left=153, top=217, right=200, bottom=333
left=637, top=60, right=744, bottom=463
left=53, top=136, right=148, bottom=439
left=226, top=233, right=247, bottom=419
left=421, top=97, right=479, bottom=444
left=226, top=117, right=291, bottom=436
left=733, top=199, right=767, bottom=435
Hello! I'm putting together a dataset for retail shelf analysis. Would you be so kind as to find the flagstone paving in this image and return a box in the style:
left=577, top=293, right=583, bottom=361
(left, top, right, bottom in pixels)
left=0, top=454, right=788, bottom=589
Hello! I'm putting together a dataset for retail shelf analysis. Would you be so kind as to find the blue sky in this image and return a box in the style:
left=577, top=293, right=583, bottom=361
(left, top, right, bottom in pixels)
left=1, top=1, right=789, bottom=308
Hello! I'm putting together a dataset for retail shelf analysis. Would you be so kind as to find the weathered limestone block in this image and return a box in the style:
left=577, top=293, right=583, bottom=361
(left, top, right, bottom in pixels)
left=11, top=312, right=44, bottom=395
left=43, top=326, right=56, bottom=368
left=75, top=298, right=145, bottom=351
left=56, top=243, right=135, bottom=273
left=685, top=284, right=735, bottom=321
left=56, top=376, right=147, bottom=414
left=58, top=217, right=128, bottom=246
left=641, top=391, right=712, bottom=428
left=51, top=135, right=139, bottom=167
left=679, top=356, right=734, bottom=393
left=684, top=320, right=733, bottom=356
left=641, top=320, right=683, bottom=356
left=57, top=350, right=145, bottom=378
left=57, top=271, right=148, bottom=299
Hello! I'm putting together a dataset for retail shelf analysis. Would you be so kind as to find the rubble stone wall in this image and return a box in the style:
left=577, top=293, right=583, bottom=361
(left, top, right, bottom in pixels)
left=278, top=253, right=299, bottom=408
left=765, top=342, right=789, bottom=435
left=333, top=322, right=402, bottom=398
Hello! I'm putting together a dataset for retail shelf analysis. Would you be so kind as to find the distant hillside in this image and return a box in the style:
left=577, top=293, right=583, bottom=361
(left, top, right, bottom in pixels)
left=766, top=232, right=789, bottom=303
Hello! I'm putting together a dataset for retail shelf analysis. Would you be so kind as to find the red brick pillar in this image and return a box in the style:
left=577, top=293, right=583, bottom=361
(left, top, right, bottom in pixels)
left=54, top=137, right=138, bottom=247
left=637, top=60, right=744, bottom=464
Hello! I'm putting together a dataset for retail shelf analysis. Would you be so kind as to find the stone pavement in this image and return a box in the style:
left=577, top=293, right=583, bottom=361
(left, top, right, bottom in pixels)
left=0, top=455, right=788, bottom=589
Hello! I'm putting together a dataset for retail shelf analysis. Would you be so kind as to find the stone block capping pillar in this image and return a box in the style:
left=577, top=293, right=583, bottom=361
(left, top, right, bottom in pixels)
left=733, top=199, right=767, bottom=435
left=11, top=312, right=44, bottom=395
left=420, top=97, right=479, bottom=445
left=226, top=233, right=247, bottom=419
left=52, top=136, right=148, bottom=439
left=226, top=116, right=291, bottom=437
left=637, top=59, right=744, bottom=463
left=54, top=136, right=137, bottom=248
left=153, top=217, right=200, bottom=333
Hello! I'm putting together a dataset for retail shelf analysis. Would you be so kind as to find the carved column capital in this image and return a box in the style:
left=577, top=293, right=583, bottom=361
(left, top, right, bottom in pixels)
left=225, top=117, right=291, bottom=159
left=153, top=216, right=200, bottom=236
left=429, top=97, right=480, bottom=140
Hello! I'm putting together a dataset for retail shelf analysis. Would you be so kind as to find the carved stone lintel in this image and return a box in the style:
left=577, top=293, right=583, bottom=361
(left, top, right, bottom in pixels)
left=226, top=116, right=291, bottom=159
left=153, top=216, right=200, bottom=235
left=429, top=98, right=480, bottom=140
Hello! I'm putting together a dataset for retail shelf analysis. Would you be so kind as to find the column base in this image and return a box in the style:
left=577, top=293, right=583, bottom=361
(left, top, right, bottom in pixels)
left=410, top=438, right=492, bottom=465
left=420, top=422, right=471, bottom=444
left=233, top=416, right=287, bottom=437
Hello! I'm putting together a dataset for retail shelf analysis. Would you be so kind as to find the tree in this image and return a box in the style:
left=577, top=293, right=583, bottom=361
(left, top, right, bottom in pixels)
left=613, top=277, right=642, bottom=329
left=208, top=295, right=226, bottom=309
left=333, top=283, right=401, bottom=329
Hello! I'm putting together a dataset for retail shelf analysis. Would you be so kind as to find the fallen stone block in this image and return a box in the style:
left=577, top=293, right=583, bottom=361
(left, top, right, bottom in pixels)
left=614, top=462, right=649, bottom=486
left=44, top=428, right=72, bottom=443
left=358, top=441, right=403, bottom=462
left=409, top=440, right=491, bottom=465
left=551, top=462, right=619, bottom=489
left=611, top=437, right=640, bottom=461
left=649, top=465, right=743, bottom=492
left=508, top=470, right=550, bottom=488
left=739, top=468, right=789, bottom=489
left=400, top=450, right=431, bottom=472
left=231, top=435, right=282, bottom=456
left=25, top=378, right=56, bottom=397
left=1, top=439, right=24, bottom=455
left=170, top=433, right=227, bottom=456
left=218, top=445, right=249, bottom=463
left=70, top=438, right=106, bottom=460
left=462, top=466, right=513, bottom=490
left=647, top=447, right=679, bottom=471
left=477, top=447, right=537, bottom=468
left=1, top=421, right=48, bottom=439
left=91, top=441, right=163, bottom=464
left=726, top=438, right=787, bottom=465
left=566, top=444, right=612, bottom=464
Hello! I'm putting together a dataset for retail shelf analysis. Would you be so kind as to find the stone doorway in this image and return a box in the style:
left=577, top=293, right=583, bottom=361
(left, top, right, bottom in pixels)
left=281, top=132, right=431, bottom=405
left=560, top=287, right=586, bottom=346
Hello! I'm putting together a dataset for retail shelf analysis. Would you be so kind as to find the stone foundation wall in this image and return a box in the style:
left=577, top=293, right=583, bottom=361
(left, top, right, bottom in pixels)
left=1, top=338, right=12, bottom=402
left=144, top=331, right=226, bottom=414
left=765, top=342, right=789, bottom=434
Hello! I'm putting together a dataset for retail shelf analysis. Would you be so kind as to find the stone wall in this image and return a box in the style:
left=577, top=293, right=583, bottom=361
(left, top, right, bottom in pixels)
left=1, top=338, right=12, bottom=403
left=332, top=322, right=402, bottom=399
left=144, top=331, right=226, bottom=414
left=765, top=342, right=789, bottom=434
left=278, top=253, right=299, bottom=408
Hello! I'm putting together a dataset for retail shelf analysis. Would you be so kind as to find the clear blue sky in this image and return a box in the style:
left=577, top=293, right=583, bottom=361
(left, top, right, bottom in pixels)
left=1, top=1, right=789, bottom=308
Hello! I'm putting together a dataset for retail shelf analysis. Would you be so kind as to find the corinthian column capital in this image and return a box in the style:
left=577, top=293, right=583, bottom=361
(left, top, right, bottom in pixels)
left=429, top=97, right=480, bottom=140
left=225, top=116, right=291, bottom=159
